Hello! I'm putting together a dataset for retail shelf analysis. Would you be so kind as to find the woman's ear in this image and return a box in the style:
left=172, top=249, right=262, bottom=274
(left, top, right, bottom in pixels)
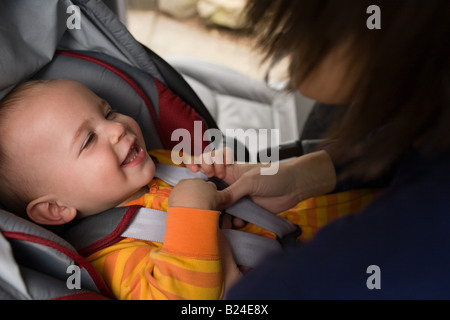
left=26, top=196, right=77, bottom=225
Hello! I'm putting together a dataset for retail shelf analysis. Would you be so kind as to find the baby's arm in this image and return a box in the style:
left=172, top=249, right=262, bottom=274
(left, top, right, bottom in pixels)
left=87, top=204, right=223, bottom=300
left=87, top=179, right=235, bottom=300
left=168, top=178, right=241, bottom=294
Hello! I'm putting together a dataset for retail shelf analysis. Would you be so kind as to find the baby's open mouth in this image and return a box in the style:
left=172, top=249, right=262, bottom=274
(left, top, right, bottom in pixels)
left=121, top=143, right=142, bottom=167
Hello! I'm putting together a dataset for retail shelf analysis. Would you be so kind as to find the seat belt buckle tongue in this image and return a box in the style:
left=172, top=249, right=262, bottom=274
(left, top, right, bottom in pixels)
left=208, top=175, right=303, bottom=247
left=277, top=224, right=302, bottom=247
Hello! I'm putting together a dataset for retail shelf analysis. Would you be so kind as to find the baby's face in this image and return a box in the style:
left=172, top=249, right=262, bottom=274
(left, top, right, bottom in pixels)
left=4, top=79, right=155, bottom=217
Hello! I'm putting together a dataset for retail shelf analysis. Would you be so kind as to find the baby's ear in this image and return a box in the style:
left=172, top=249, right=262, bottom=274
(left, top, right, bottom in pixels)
left=26, top=196, right=77, bottom=225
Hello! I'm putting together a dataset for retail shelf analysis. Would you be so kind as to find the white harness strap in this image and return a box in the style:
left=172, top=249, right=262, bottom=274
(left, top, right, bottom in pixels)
left=151, top=163, right=209, bottom=186
left=121, top=164, right=300, bottom=268
left=121, top=207, right=283, bottom=268
left=121, top=208, right=167, bottom=243
left=154, top=164, right=299, bottom=239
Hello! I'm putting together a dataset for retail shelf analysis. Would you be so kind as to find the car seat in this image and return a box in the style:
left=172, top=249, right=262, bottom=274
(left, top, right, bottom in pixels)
left=0, top=0, right=224, bottom=300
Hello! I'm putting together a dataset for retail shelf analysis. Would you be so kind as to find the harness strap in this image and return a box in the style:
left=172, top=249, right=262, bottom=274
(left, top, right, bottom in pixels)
left=221, top=229, right=282, bottom=268
left=121, top=208, right=167, bottom=244
left=120, top=164, right=301, bottom=268
left=121, top=207, right=283, bottom=268
left=155, top=164, right=300, bottom=239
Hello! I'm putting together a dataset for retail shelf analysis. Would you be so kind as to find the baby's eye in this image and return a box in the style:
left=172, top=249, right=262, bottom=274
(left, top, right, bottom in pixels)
left=81, top=132, right=96, bottom=150
left=105, top=109, right=117, bottom=119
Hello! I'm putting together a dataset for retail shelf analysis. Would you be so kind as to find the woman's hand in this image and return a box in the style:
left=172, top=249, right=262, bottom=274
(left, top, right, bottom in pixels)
left=221, top=150, right=337, bottom=213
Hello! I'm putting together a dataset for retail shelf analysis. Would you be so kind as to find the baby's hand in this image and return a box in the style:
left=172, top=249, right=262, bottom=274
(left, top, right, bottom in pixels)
left=185, top=147, right=234, bottom=179
left=168, top=178, right=231, bottom=211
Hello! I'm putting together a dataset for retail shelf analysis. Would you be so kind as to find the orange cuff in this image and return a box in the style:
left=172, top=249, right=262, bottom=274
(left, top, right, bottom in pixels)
left=162, top=207, right=221, bottom=259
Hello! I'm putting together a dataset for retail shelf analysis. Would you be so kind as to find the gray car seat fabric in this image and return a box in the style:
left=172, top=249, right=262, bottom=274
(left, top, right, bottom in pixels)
left=167, top=56, right=316, bottom=162
left=0, top=0, right=163, bottom=101
left=0, top=0, right=66, bottom=99
left=0, top=209, right=111, bottom=299
left=0, top=232, right=31, bottom=299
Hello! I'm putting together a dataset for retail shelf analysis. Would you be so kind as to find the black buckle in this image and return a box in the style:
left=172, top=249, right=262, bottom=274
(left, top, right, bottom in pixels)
left=277, top=224, right=302, bottom=247
left=208, top=176, right=229, bottom=190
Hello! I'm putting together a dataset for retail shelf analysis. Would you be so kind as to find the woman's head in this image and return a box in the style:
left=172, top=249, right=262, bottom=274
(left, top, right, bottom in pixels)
left=246, top=0, right=450, bottom=180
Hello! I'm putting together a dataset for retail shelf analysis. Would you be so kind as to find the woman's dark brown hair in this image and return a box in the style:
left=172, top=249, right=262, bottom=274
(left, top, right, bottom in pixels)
left=245, top=0, right=450, bottom=181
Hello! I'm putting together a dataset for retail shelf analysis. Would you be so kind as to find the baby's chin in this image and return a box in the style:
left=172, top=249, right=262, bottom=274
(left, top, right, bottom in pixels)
left=113, top=152, right=156, bottom=209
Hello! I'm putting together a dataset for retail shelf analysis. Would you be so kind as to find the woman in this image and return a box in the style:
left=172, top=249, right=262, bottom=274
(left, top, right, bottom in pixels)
left=223, top=0, right=450, bottom=299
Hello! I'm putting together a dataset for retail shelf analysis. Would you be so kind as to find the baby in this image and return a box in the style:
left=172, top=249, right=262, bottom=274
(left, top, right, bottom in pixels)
left=0, top=78, right=240, bottom=300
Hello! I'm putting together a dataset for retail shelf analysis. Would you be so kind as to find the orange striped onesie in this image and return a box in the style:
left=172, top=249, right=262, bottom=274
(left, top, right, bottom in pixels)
left=86, top=150, right=223, bottom=300
left=86, top=150, right=380, bottom=300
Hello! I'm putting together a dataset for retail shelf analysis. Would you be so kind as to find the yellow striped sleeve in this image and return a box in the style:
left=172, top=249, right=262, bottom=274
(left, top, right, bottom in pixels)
left=86, top=207, right=223, bottom=300
left=87, top=238, right=223, bottom=300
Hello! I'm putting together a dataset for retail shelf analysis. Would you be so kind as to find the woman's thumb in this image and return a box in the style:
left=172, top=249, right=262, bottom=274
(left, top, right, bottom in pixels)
left=218, top=179, right=250, bottom=209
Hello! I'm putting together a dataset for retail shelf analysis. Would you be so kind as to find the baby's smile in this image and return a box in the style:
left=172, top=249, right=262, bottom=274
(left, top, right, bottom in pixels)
left=121, top=143, right=146, bottom=168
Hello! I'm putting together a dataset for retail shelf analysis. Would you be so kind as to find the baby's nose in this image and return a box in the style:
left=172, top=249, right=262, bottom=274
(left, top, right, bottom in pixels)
left=108, top=122, right=126, bottom=144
